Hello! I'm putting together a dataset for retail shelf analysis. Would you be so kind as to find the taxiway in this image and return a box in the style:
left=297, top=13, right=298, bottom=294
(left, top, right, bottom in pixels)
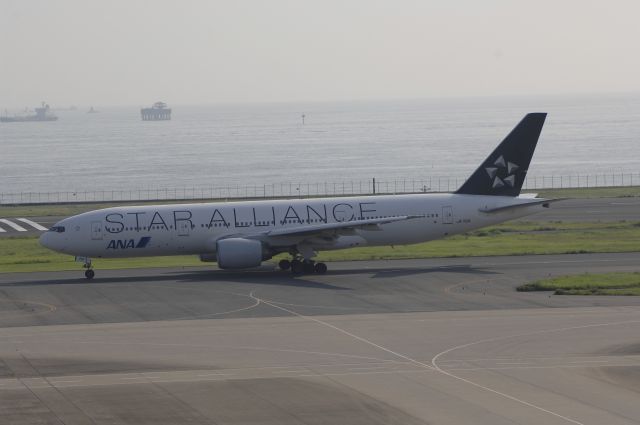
left=1, top=254, right=639, bottom=424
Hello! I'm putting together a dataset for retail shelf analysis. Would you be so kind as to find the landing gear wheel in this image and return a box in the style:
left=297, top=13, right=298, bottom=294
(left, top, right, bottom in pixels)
left=314, top=262, right=327, bottom=274
left=278, top=259, right=291, bottom=271
left=84, top=269, right=95, bottom=280
left=302, top=260, right=315, bottom=274
left=291, top=260, right=304, bottom=275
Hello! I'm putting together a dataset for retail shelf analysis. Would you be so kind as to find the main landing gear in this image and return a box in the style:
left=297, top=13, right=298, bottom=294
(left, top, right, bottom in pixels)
left=278, top=258, right=327, bottom=275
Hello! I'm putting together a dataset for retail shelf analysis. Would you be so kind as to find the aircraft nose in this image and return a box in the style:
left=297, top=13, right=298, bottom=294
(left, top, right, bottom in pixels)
left=39, top=231, right=54, bottom=250
left=39, top=228, right=65, bottom=252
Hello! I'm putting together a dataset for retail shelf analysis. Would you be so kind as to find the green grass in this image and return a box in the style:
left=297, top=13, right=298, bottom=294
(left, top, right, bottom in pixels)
left=518, top=272, right=640, bottom=295
left=311, top=220, right=640, bottom=262
left=4, top=220, right=640, bottom=273
left=0, top=236, right=203, bottom=273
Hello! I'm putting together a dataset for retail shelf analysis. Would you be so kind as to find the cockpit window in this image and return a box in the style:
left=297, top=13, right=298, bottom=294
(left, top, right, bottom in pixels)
left=49, top=226, right=65, bottom=233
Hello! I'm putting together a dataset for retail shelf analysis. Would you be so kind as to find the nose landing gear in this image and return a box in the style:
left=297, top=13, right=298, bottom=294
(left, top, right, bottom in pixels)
left=76, top=256, right=95, bottom=280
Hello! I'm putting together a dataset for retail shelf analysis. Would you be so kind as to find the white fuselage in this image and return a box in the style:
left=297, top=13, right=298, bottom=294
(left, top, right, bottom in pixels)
left=40, top=193, right=546, bottom=259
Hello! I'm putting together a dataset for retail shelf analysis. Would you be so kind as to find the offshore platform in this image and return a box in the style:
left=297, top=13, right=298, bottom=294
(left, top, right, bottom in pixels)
left=141, top=101, right=171, bottom=121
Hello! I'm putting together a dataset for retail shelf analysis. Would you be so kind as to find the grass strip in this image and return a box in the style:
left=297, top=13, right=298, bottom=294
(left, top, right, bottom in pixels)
left=2, top=220, right=640, bottom=273
left=518, top=272, right=640, bottom=295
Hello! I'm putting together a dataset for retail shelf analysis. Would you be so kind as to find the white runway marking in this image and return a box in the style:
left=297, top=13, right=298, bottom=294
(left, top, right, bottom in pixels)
left=252, top=291, right=638, bottom=425
left=2, top=358, right=637, bottom=392
left=432, top=319, right=640, bottom=425
left=257, top=298, right=370, bottom=311
left=16, top=218, right=48, bottom=231
left=0, top=226, right=5, bottom=232
left=0, top=219, right=27, bottom=231
left=250, top=291, right=437, bottom=371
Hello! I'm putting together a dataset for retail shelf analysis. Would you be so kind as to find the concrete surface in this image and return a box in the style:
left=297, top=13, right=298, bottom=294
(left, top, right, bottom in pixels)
left=1, top=254, right=640, bottom=424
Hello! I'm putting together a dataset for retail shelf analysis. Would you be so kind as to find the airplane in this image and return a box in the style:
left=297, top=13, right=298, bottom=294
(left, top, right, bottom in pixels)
left=40, top=113, right=559, bottom=279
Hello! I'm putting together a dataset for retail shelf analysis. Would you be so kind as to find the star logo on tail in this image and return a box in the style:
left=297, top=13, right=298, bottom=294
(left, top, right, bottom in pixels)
left=485, top=155, right=519, bottom=188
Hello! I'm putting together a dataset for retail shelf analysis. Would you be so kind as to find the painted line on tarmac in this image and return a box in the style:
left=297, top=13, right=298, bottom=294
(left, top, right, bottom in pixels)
left=253, top=288, right=594, bottom=425
left=250, top=290, right=437, bottom=372
left=16, top=218, right=48, bottom=231
left=0, top=219, right=27, bottom=231
left=432, top=318, right=640, bottom=425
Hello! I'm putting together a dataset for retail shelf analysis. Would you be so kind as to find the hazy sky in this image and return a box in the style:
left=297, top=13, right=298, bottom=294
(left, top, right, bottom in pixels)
left=1, top=0, right=639, bottom=107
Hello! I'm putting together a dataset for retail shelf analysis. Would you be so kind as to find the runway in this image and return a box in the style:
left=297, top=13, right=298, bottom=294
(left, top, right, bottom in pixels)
left=1, top=253, right=640, bottom=424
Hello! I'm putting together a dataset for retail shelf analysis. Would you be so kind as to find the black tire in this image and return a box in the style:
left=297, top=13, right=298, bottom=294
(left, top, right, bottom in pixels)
left=291, top=260, right=304, bottom=275
left=314, top=262, right=327, bottom=274
left=85, top=269, right=95, bottom=280
left=278, top=259, right=291, bottom=271
left=302, top=261, right=315, bottom=274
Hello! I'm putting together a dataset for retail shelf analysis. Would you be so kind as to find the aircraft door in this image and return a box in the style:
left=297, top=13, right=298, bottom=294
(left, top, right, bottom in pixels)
left=442, top=206, right=453, bottom=224
left=91, top=221, right=103, bottom=240
left=177, top=220, right=191, bottom=237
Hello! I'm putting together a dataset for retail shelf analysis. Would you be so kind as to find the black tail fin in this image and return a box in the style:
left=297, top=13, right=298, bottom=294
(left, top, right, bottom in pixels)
left=455, top=113, right=547, bottom=197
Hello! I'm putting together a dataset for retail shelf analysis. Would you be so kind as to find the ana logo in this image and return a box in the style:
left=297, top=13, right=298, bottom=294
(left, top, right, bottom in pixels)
left=485, top=155, right=519, bottom=189
left=106, top=237, right=151, bottom=250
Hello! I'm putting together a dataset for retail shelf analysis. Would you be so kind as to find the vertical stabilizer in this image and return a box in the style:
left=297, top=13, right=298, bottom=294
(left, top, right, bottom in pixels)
left=455, top=113, right=546, bottom=197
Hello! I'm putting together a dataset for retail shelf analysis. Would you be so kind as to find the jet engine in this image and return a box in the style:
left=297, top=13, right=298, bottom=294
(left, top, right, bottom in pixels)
left=215, top=238, right=264, bottom=269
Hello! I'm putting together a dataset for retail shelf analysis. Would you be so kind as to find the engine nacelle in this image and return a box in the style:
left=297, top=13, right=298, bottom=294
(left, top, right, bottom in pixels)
left=216, top=238, right=264, bottom=269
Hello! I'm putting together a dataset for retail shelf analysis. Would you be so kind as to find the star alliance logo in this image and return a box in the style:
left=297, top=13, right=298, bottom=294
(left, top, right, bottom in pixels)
left=485, top=155, right=519, bottom=188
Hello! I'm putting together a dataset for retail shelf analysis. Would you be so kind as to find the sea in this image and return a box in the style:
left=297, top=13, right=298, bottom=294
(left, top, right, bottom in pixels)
left=1, top=93, right=639, bottom=196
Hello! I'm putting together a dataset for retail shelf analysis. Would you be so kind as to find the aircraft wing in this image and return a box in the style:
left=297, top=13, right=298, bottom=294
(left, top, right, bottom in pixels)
left=251, top=215, right=424, bottom=239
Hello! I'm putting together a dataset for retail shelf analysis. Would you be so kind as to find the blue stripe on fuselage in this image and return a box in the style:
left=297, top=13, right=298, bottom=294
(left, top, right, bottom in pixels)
left=136, top=236, right=151, bottom=248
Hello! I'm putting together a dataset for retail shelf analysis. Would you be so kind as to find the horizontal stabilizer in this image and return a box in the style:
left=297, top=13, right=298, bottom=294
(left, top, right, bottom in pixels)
left=479, top=198, right=565, bottom=214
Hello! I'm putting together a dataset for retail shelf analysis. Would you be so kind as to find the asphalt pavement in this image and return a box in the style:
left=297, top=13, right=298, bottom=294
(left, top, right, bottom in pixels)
left=1, top=254, right=639, bottom=424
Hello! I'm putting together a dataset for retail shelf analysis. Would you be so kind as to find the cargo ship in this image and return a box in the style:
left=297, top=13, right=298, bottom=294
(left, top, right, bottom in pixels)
left=1, top=103, right=58, bottom=122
